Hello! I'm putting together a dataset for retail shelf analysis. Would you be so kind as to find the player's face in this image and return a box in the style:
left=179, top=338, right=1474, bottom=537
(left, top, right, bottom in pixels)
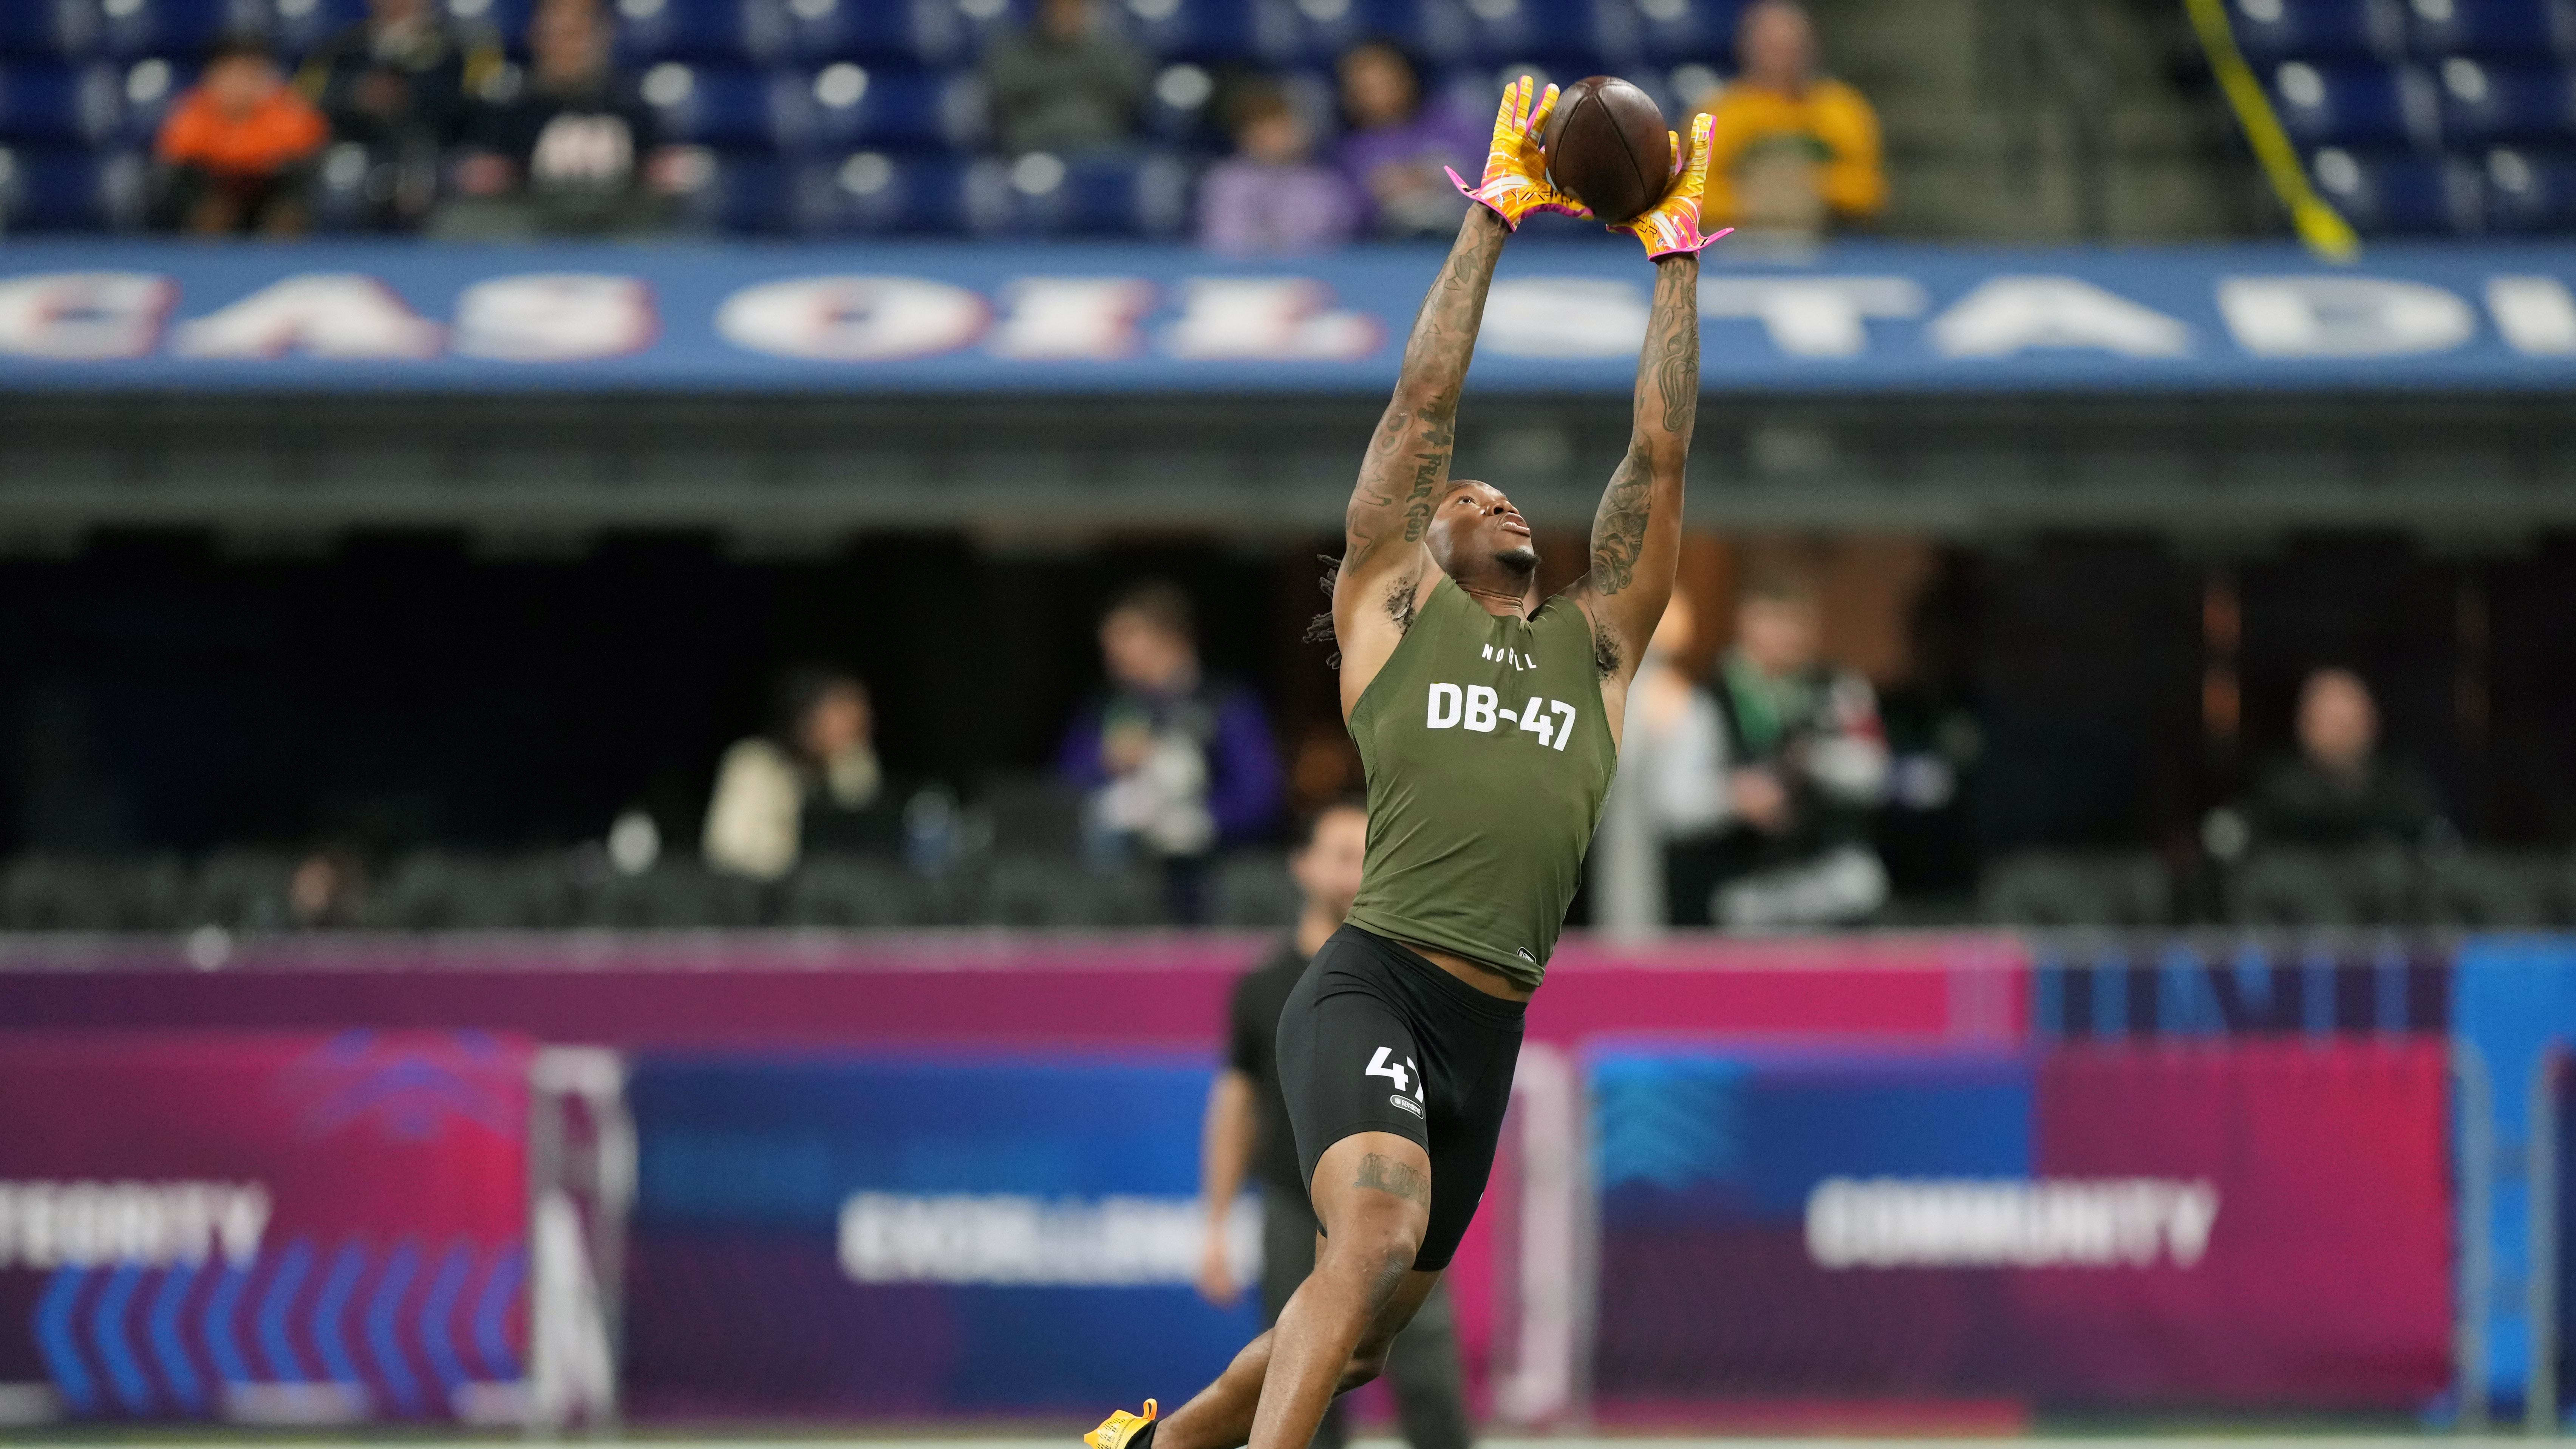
left=1427, top=480, right=1538, bottom=585
left=1292, top=807, right=1369, bottom=921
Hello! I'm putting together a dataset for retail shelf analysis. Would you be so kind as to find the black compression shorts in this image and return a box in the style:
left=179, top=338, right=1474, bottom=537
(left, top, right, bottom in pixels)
left=1274, top=923, right=1526, bottom=1272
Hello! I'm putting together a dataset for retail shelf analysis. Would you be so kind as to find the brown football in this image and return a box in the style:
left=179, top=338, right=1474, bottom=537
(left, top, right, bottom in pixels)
left=1540, top=76, right=1671, bottom=224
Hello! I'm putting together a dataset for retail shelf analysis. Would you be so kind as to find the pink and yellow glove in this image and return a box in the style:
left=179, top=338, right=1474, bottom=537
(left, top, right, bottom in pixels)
left=1445, top=76, right=1590, bottom=230
left=1614, top=112, right=1731, bottom=258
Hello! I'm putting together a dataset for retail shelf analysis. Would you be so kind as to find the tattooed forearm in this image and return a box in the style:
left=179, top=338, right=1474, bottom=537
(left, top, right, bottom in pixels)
left=1643, top=254, right=1701, bottom=444
left=1353, top=1152, right=1432, bottom=1205
left=1344, top=209, right=1505, bottom=561
left=1588, top=440, right=1651, bottom=595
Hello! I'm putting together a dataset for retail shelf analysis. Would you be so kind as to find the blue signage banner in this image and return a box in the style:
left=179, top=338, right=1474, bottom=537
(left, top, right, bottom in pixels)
left=0, top=238, right=2574, bottom=393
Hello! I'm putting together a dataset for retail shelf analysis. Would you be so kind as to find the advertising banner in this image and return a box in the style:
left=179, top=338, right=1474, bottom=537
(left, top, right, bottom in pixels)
left=0, top=240, right=2571, bottom=394
left=1591, top=1038, right=2450, bottom=1413
left=0, top=1031, right=533, bottom=1424
left=621, top=1051, right=1268, bottom=1415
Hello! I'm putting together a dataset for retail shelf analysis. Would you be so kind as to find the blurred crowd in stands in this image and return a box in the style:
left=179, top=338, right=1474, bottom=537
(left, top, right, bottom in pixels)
left=76, top=0, right=1886, bottom=241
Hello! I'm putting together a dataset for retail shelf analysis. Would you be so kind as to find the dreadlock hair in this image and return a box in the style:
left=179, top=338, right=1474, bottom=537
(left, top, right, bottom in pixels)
left=1304, top=553, right=1343, bottom=663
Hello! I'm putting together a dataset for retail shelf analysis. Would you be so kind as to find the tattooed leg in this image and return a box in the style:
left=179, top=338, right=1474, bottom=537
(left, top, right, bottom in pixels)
left=1154, top=1134, right=1438, bottom=1449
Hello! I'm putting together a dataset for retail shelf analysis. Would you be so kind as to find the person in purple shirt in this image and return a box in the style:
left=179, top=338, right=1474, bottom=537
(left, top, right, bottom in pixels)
left=1199, top=81, right=1362, bottom=255
left=1334, top=41, right=1484, bottom=238
left=1058, top=580, right=1285, bottom=921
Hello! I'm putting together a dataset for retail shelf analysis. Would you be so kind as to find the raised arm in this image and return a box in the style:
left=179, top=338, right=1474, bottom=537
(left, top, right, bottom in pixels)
left=1333, top=78, right=1586, bottom=712
left=1577, top=113, right=1727, bottom=691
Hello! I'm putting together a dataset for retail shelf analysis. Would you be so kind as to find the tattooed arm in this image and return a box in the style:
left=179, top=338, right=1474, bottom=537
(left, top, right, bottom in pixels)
left=1331, top=205, right=1509, bottom=718
left=1574, top=251, right=1699, bottom=694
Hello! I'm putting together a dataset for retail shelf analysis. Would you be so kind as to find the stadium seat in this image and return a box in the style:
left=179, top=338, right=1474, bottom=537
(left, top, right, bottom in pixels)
left=790, top=149, right=973, bottom=232
left=186, top=849, right=298, bottom=930
left=113, top=56, right=188, bottom=142
left=1141, top=59, right=1219, bottom=144
left=2435, top=57, right=2576, bottom=143
left=2420, top=849, right=2570, bottom=926
left=0, top=855, right=186, bottom=930
left=638, top=61, right=778, bottom=145
left=1210, top=851, right=1300, bottom=928
left=1453, top=0, right=1610, bottom=70
left=673, top=145, right=795, bottom=229
left=269, top=0, right=371, bottom=56
left=0, top=63, right=119, bottom=142
left=2310, top=144, right=2481, bottom=228
left=0, top=143, right=144, bottom=229
left=2230, top=0, right=2406, bottom=64
left=975, top=854, right=1162, bottom=927
left=614, top=0, right=768, bottom=64
left=2407, top=0, right=2574, bottom=57
left=362, top=852, right=581, bottom=929
left=2226, top=847, right=2416, bottom=926
left=778, top=854, right=946, bottom=926
left=1259, top=0, right=1378, bottom=66
left=964, top=149, right=1192, bottom=236
left=1617, top=0, right=1741, bottom=67
left=1978, top=852, right=2174, bottom=928
left=579, top=860, right=768, bottom=927
left=2269, top=59, right=2441, bottom=146
left=0, top=0, right=107, bottom=60
left=98, top=0, right=243, bottom=59
left=446, top=0, right=533, bottom=50
left=773, top=62, right=975, bottom=150
left=1116, top=0, right=1262, bottom=62
left=2485, top=142, right=2576, bottom=224
left=771, top=0, right=969, bottom=64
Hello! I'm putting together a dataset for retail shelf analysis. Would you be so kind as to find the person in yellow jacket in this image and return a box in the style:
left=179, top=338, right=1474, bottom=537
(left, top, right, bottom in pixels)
left=1693, top=0, right=1886, bottom=236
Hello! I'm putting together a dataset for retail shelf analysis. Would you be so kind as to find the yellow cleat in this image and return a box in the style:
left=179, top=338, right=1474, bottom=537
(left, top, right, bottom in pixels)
left=1084, top=1398, right=1158, bottom=1449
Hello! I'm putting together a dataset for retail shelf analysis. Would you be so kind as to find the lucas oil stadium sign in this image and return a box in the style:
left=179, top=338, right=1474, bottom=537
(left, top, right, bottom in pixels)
left=0, top=239, right=2572, bottom=393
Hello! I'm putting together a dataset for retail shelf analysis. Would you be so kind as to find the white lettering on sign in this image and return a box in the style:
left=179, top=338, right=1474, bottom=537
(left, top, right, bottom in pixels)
left=1931, top=276, right=2191, bottom=358
left=454, top=273, right=658, bottom=361
left=989, top=277, right=1155, bottom=360
left=1484, top=278, right=1648, bottom=358
left=1698, top=276, right=1929, bottom=358
left=0, top=1181, right=271, bottom=1268
left=1164, top=278, right=1379, bottom=360
left=0, top=272, right=175, bottom=359
left=172, top=274, right=442, bottom=359
left=1805, top=1176, right=2219, bottom=1269
left=2489, top=275, right=2576, bottom=355
left=839, top=1192, right=1260, bottom=1286
left=716, top=275, right=989, bottom=361
left=2217, top=276, right=2475, bottom=357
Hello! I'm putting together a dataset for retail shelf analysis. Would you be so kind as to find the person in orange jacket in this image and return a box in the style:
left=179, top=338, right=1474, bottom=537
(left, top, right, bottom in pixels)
left=156, top=36, right=330, bottom=235
left=1692, top=0, right=1886, bottom=237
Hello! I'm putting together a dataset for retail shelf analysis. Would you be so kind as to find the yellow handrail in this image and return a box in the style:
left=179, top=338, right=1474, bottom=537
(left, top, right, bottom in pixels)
left=2183, top=0, right=2362, bottom=260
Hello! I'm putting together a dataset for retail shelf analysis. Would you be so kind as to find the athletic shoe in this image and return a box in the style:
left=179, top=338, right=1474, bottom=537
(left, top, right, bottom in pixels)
left=1085, top=1399, right=1157, bottom=1449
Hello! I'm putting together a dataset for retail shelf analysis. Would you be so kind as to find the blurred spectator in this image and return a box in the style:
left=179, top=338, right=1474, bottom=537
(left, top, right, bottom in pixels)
left=1058, top=581, right=1284, bottom=921
left=2244, top=667, right=2446, bottom=850
left=1690, top=0, right=1885, bottom=237
left=436, top=0, right=679, bottom=238
left=288, top=846, right=366, bottom=928
left=297, top=0, right=502, bottom=230
left=154, top=36, right=329, bottom=236
left=1198, top=81, right=1361, bottom=255
left=1652, top=577, right=1890, bottom=928
left=704, top=667, right=904, bottom=881
left=982, top=0, right=1147, bottom=156
left=1334, top=41, right=1481, bottom=238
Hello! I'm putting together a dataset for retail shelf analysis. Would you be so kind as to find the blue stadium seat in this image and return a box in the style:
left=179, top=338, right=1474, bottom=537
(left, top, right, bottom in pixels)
left=113, top=56, right=189, bottom=142
left=445, top=0, right=533, bottom=50
left=0, top=0, right=107, bottom=61
left=614, top=0, right=768, bottom=64
left=639, top=60, right=778, bottom=146
left=1141, top=59, right=1219, bottom=144
left=792, top=148, right=971, bottom=231
left=964, top=148, right=1192, bottom=235
left=2269, top=59, right=2440, bottom=145
left=1453, top=0, right=1607, bottom=69
left=99, top=0, right=244, bottom=59
left=773, top=0, right=969, bottom=65
left=0, top=143, right=143, bottom=229
left=671, top=146, right=793, bottom=229
left=774, top=62, right=973, bottom=151
left=1260, top=0, right=1377, bottom=66
left=2230, top=0, right=2405, bottom=63
left=1116, top=0, right=1260, bottom=61
left=2438, top=56, right=2576, bottom=141
left=2407, top=0, right=2574, bottom=57
left=270, top=0, right=370, bottom=55
left=1617, top=0, right=1741, bottom=67
left=2310, top=143, right=2480, bottom=228
left=2484, top=142, right=2576, bottom=224
left=0, top=63, right=119, bottom=142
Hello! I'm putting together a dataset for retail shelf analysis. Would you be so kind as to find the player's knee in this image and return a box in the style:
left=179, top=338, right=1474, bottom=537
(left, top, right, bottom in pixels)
left=1319, top=1210, right=1422, bottom=1305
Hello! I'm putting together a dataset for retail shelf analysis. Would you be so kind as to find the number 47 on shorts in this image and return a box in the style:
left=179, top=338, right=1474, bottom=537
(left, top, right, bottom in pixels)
left=1368, top=1045, right=1424, bottom=1101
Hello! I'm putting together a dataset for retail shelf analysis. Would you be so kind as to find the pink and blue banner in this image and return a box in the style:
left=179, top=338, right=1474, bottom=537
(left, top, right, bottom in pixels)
left=0, top=1032, right=533, bottom=1423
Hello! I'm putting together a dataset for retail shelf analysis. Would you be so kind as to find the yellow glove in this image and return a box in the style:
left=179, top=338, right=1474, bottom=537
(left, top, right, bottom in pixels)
left=1445, top=76, right=1590, bottom=230
left=1613, top=112, right=1731, bottom=258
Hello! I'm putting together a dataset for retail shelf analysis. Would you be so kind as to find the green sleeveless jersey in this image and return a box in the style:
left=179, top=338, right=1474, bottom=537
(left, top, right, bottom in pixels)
left=1341, top=576, right=1620, bottom=992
